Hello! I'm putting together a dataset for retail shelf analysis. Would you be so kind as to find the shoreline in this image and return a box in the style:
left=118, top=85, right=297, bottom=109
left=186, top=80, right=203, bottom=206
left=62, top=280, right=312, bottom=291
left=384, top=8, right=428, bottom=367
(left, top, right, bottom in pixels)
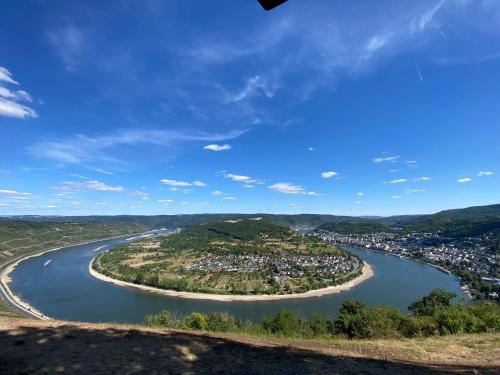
left=89, top=258, right=374, bottom=302
left=0, top=233, right=147, bottom=320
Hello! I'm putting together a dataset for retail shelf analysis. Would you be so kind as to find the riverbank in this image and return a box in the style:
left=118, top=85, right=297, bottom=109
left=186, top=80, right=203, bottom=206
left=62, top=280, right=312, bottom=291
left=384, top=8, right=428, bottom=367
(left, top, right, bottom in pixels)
left=0, top=233, right=148, bottom=320
left=89, top=257, right=374, bottom=301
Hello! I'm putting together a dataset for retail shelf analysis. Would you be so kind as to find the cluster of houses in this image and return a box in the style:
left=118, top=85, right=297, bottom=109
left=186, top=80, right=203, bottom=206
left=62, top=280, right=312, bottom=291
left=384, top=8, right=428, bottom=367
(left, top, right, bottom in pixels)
left=181, top=254, right=357, bottom=282
left=313, top=229, right=499, bottom=299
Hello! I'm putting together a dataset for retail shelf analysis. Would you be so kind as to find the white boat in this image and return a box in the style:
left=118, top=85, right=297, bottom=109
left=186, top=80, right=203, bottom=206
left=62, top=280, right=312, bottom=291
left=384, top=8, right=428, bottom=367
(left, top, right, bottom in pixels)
left=43, top=260, right=52, bottom=267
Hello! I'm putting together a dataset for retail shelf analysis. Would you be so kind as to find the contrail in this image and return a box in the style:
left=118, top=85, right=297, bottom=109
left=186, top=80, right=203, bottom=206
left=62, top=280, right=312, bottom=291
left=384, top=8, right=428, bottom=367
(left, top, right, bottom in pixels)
left=416, top=64, right=424, bottom=82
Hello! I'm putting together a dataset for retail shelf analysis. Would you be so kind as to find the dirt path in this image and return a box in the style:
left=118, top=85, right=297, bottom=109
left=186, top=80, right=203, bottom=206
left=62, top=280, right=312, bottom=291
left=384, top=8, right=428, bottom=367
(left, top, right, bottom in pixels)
left=0, top=317, right=498, bottom=374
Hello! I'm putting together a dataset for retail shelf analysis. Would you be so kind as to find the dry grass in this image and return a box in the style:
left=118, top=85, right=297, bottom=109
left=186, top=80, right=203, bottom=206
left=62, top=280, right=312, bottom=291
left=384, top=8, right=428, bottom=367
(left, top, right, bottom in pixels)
left=0, top=317, right=498, bottom=374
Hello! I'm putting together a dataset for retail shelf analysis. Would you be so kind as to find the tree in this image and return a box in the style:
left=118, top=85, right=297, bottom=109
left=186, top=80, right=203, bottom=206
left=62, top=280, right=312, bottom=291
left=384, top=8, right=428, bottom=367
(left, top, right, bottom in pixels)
left=409, top=289, right=457, bottom=316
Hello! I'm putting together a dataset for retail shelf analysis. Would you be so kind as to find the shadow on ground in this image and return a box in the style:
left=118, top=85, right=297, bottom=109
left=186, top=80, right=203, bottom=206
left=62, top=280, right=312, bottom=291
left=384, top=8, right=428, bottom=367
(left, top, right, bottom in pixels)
left=0, top=324, right=496, bottom=374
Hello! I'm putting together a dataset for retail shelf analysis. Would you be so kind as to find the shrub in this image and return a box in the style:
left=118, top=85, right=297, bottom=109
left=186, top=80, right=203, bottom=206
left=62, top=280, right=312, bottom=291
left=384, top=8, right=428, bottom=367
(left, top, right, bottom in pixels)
left=262, top=309, right=303, bottom=336
left=399, top=315, right=439, bottom=337
left=144, top=310, right=179, bottom=328
left=183, top=312, right=207, bottom=330
left=205, top=312, right=238, bottom=332
left=466, top=302, right=500, bottom=332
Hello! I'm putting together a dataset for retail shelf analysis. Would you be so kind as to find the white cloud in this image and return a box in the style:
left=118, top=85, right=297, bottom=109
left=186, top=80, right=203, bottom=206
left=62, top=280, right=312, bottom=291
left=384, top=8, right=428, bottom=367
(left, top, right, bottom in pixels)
left=269, top=182, right=304, bottom=194
left=289, top=203, right=297, bottom=206
left=222, top=172, right=263, bottom=187
left=308, top=146, right=314, bottom=151
left=57, top=180, right=124, bottom=192
left=415, top=177, right=431, bottom=181
left=405, top=160, right=418, bottom=167
left=384, top=178, right=407, bottom=184
left=405, top=188, right=426, bottom=194
left=222, top=196, right=236, bottom=200
left=392, top=195, right=401, bottom=199
left=321, top=171, right=338, bottom=179
left=0, top=189, right=32, bottom=197
left=193, top=181, right=207, bottom=187
left=224, top=173, right=251, bottom=182
left=268, top=182, right=322, bottom=196
left=0, top=67, right=19, bottom=85
left=478, top=171, right=493, bottom=177
left=160, top=179, right=192, bottom=186
left=388, top=169, right=399, bottom=173
left=373, top=155, right=399, bottom=163
left=357, top=192, right=364, bottom=196
left=203, top=144, right=231, bottom=151
left=157, top=199, right=174, bottom=204
left=0, top=66, right=37, bottom=119
left=457, top=177, right=472, bottom=183
left=212, top=190, right=224, bottom=196
left=132, top=190, right=150, bottom=200
left=354, top=201, right=360, bottom=204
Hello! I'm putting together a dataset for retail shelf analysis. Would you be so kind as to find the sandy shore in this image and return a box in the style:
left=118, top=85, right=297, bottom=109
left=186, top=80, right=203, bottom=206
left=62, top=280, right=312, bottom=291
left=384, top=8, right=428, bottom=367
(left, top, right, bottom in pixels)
left=0, top=233, right=146, bottom=320
left=89, top=258, right=374, bottom=302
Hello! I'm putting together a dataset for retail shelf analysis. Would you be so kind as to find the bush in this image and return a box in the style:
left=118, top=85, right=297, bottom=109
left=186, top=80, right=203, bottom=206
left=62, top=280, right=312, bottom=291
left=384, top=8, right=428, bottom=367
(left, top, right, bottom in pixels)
left=262, top=309, right=304, bottom=336
left=466, top=302, right=500, bottom=332
left=183, top=312, right=207, bottom=330
left=144, top=310, right=179, bottom=328
left=399, top=315, right=439, bottom=337
left=205, top=312, right=238, bottom=332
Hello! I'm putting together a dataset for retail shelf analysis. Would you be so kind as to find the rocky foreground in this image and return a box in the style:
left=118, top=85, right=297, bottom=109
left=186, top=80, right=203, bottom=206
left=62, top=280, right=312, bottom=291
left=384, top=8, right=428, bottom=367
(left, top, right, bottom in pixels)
left=0, top=317, right=498, bottom=374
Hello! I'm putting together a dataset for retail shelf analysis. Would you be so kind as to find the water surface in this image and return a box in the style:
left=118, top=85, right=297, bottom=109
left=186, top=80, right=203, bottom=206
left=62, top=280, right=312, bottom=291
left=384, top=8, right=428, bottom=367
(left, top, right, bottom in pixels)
left=10, top=237, right=466, bottom=323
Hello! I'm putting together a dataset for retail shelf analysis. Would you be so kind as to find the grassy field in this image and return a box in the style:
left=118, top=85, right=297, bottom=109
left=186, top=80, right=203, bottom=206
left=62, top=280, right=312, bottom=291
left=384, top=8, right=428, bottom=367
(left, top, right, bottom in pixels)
left=0, top=316, right=498, bottom=374
left=95, top=219, right=362, bottom=295
left=0, top=220, right=148, bottom=266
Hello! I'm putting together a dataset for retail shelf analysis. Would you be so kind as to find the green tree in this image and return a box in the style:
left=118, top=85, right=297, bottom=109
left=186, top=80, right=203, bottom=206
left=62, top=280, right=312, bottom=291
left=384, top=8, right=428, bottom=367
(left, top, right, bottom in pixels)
left=409, top=289, right=457, bottom=316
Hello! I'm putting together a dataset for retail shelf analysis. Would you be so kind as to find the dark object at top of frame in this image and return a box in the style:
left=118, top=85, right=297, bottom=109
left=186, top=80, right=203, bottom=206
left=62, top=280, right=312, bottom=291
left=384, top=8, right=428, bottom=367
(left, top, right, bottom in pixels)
left=258, top=0, right=288, bottom=11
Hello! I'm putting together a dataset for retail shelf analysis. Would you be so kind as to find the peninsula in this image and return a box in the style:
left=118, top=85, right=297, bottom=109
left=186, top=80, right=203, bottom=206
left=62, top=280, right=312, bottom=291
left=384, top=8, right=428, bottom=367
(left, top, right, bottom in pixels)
left=91, top=219, right=371, bottom=300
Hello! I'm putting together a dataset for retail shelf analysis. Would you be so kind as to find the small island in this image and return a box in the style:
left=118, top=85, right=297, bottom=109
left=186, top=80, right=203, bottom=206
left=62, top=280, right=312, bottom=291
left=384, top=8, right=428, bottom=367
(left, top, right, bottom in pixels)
left=91, top=219, right=371, bottom=300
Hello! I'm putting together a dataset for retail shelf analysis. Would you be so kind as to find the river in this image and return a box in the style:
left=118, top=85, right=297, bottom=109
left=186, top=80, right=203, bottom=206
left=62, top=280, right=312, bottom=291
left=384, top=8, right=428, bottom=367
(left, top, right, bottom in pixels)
left=8, top=236, right=466, bottom=323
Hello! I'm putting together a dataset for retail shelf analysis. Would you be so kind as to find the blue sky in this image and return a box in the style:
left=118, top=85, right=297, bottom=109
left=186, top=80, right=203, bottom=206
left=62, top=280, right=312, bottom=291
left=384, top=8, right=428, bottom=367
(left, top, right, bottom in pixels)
left=0, top=0, right=499, bottom=216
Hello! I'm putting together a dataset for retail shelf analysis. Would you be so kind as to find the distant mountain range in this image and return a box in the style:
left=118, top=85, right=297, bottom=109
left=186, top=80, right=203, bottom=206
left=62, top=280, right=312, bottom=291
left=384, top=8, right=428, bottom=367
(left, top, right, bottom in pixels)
left=1, top=203, right=499, bottom=238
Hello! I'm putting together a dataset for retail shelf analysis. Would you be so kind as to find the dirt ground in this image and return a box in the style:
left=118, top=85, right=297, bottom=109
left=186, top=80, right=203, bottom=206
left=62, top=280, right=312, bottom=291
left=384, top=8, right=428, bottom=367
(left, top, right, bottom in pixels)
left=0, top=317, right=498, bottom=374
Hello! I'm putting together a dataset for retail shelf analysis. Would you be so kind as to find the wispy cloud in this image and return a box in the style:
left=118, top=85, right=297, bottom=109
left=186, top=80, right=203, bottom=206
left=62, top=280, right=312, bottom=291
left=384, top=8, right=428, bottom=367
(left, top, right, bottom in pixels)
left=56, top=180, right=124, bottom=192
left=268, top=182, right=321, bottom=196
left=405, top=188, right=426, bottom=194
left=385, top=178, right=407, bottom=184
left=373, top=155, right=399, bottom=163
left=392, top=195, right=401, bottom=199
left=222, top=172, right=263, bottom=187
left=357, top=192, right=364, bottom=196
left=0, top=66, right=37, bottom=119
left=457, top=177, right=472, bottom=183
left=28, top=128, right=246, bottom=167
left=222, top=196, right=236, bottom=200
left=415, top=176, right=431, bottom=181
left=477, top=171, right=493, bottom=177
left=0, top=189, right=32, bottom=198
left=211, top=190, right=224, bottom=196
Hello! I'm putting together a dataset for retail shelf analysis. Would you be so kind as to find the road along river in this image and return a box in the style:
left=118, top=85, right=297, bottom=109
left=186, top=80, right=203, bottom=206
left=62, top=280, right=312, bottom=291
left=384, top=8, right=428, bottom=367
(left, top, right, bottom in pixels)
left=5, top=237, right=466, bottom=323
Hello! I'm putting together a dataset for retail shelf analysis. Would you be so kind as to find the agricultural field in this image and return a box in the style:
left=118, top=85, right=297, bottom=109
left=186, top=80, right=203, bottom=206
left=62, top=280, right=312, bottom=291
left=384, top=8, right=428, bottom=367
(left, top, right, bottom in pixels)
left=95, top=219, right=362, bottom=295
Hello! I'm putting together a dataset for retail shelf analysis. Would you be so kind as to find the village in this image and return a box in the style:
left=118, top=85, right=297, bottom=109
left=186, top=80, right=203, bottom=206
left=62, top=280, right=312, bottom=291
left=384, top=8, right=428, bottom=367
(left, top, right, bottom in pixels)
left=182, top=254, right=358, bottom=283
left=312, top=229, right=499, bottom=300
